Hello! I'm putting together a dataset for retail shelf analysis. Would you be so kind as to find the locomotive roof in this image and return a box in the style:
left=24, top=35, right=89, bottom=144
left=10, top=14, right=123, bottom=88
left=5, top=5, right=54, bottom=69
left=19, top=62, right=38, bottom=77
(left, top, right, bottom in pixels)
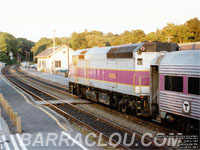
left=73, top=42, right=179, bottom=59
left=73, top=43, right=143, bottom=59
left=159, top=50, right=200, bottom=66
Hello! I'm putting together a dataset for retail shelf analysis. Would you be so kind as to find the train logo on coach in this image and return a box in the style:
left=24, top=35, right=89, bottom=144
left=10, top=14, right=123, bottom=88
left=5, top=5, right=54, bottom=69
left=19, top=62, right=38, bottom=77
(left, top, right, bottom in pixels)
left=182, top=101, right=191, bottom=114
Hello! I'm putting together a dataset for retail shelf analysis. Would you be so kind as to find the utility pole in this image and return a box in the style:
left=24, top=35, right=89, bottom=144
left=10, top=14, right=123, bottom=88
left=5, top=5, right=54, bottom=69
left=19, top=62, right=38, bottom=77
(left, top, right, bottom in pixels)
left=25, top=51, right=27, bottom=62
left=166, top=36, right=173, bottom=43
left=25, top=51, right=28, bottom=68
left=32, top=48, right=35, bottom=63
left=53, top=30, right=56, bottom=74
left=68, top=45, right=69, bottom=71
left=28, top=52, right=30, bottom=62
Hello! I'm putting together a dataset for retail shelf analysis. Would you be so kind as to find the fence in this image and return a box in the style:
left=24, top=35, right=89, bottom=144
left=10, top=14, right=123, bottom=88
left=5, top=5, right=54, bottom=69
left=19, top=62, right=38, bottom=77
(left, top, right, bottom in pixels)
left=0, top=94, right=21, bottom=133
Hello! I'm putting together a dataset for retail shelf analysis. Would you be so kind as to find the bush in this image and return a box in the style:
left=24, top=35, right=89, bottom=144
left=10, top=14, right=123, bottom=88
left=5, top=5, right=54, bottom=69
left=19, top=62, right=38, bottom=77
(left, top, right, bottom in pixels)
left=0, top=53, right=18, bottom=65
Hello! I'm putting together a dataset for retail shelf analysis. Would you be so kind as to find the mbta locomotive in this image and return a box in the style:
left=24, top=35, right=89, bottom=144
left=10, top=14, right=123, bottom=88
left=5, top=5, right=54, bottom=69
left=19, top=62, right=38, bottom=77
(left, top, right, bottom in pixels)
left=69, top=41, right=200, bottom=131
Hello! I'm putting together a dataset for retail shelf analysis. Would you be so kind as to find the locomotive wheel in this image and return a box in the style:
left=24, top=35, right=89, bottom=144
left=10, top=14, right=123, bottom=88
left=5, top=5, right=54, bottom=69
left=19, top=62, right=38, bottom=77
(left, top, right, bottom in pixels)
left=111, top=97, right=119, bottom=110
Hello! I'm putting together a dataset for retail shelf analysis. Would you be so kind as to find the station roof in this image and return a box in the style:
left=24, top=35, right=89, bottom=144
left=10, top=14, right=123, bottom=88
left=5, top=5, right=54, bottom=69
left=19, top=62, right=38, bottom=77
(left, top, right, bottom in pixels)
left=35, top=45, right=74, bottom=58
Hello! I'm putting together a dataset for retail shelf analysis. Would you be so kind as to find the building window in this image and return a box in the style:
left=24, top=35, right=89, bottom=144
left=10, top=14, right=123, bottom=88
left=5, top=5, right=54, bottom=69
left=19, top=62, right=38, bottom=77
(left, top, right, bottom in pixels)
left=55, top=61, right=61, bottom=68
left=137, top=58, right=143, bottom=65
left=188, top=77, right=200, bottom=95
left=165, top=76, right=183, bottom=92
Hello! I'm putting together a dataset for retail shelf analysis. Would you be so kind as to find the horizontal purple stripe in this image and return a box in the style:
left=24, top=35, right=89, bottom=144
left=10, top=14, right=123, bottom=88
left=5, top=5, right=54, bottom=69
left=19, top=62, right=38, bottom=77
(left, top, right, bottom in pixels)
left=70, top=67, right=150, bottom=86
left=159, top=75, right=164, bottom=91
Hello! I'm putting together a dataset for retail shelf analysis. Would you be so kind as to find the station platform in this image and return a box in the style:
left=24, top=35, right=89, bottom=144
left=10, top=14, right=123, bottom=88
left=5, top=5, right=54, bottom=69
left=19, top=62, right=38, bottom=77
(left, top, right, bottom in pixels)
left=0, top=65, right=102, bottom=150
left=20, top=66, right=68, bottom=87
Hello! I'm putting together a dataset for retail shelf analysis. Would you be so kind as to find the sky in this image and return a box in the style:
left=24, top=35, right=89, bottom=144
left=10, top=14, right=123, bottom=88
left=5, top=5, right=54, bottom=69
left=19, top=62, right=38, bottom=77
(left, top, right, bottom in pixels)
left=0, top=0, right=200, bottom=42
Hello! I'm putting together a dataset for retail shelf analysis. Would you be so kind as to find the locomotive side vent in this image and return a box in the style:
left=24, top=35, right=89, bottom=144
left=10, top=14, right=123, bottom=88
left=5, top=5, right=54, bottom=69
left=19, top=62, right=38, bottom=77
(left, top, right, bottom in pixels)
left=107, top=45, right=138, bottom=59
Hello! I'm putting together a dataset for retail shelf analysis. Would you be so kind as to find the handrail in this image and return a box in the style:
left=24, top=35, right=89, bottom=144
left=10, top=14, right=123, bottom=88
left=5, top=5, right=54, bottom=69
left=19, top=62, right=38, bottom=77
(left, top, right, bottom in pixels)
left=133, top=73, right=136, bottom=95
left=139, top=77, right=141, bottom=96
left=151, top=89, right=159, bottom=103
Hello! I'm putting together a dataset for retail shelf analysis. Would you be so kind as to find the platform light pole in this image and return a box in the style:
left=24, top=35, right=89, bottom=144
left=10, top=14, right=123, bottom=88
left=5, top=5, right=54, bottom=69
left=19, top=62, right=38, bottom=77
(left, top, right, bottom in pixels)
left=53, top=30, right=56, bottom=74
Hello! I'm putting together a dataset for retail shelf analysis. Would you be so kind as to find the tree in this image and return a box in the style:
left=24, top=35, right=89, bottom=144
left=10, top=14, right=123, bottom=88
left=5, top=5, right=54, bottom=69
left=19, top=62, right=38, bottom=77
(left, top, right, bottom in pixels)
left=173, top=25, right=191, bottom=43
left=185, top=17, right=200, bottom=41
left=145, top=32, right=159, bottom=41
left=0, top=32, right=18, bottom=56
left=0, top=32, right=18, bottom=63
left=31, top=38, right=52, bottom=55
left=86, top=35, right=107, bottom=48
left=70, top=32, right=88, bottom=50
left=17, top=38, right=35, bottom=61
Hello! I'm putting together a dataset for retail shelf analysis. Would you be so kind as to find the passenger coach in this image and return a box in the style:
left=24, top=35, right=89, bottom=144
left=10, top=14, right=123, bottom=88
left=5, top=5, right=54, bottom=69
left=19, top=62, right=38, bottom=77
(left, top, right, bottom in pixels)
left=150, top=50, right=200, bottom=129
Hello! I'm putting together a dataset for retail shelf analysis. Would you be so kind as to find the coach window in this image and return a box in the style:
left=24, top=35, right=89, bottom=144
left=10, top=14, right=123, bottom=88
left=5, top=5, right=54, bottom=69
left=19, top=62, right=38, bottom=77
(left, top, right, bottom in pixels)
left=165, top=76, right=183, bottom=92
left=188, top=77, right=200, bottom=95
left=137, top=58, right=143, bottom=65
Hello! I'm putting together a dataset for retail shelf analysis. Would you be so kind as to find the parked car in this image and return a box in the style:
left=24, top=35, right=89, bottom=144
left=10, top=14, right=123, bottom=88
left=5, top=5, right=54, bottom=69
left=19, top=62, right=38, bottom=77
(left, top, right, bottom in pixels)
left=30, top=64, right=37, bottom=70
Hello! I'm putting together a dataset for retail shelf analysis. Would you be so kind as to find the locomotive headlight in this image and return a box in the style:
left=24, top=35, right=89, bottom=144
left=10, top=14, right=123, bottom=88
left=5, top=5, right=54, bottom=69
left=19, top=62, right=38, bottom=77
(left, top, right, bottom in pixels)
left=140, top=47, right=145, bottom=52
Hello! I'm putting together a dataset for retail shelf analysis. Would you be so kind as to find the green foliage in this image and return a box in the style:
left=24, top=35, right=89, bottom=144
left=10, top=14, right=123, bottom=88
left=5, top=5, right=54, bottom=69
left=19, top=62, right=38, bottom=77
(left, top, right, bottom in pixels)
left=185, top=17, right=200, bottom=41
left=144, top=32, right=159, bottom=41
left=0, top=32, right=19, bottom=64
left=0, top=32, right=18, bottom=56
left=70, top=32, right=88, bottom=50
left=17, top=38, right=35, bottom=53
left=31, top=38, right=53, bottom=55
left=17, top=38, right=35, bottom=61
left=0, top=52, right=17, bottom=64
left=31, top=17, right=200, bottom=55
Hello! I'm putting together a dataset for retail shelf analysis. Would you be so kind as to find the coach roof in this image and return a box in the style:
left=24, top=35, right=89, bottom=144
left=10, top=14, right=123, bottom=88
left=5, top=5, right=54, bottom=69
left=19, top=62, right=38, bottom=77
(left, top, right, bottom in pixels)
left=160, top=50, right=200, bottom=66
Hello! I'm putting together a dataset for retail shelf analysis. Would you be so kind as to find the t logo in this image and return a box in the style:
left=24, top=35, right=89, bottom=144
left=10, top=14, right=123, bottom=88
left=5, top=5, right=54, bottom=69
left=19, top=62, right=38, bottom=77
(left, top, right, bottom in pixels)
left=182, top=101, right=191, bottom=114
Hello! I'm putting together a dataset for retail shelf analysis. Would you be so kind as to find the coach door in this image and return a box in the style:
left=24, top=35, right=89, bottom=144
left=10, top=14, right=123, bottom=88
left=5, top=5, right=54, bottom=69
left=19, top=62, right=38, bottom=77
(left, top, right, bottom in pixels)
left=150, top=65, right=159, bottom=106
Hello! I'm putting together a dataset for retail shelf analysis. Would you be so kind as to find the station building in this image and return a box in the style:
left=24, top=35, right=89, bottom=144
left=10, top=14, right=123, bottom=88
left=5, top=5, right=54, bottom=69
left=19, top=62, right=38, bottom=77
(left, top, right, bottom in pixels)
left=35, top=45, right=74, bottom=72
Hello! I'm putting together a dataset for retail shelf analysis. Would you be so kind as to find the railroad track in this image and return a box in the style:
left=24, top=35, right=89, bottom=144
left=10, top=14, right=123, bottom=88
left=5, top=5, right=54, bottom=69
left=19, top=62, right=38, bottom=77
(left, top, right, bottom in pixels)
left=2, top=65, right=172, bottom=149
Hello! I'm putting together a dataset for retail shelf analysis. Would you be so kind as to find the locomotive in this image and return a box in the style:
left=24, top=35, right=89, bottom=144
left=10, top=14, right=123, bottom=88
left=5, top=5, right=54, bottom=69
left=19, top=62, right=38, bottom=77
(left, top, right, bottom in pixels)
left=69, top=41, right=200, bottom=131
